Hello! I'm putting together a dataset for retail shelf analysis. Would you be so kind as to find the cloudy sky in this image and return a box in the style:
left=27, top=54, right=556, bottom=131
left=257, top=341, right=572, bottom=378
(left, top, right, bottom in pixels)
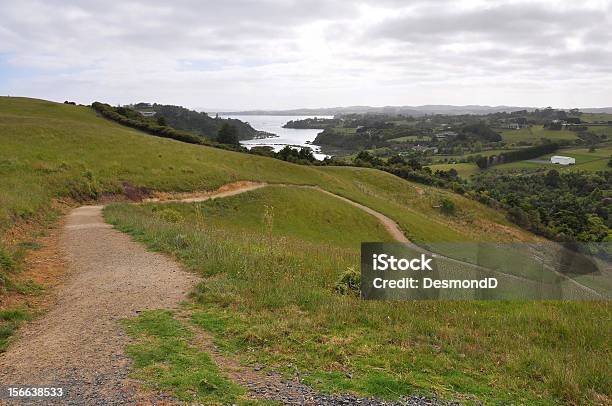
left=1, top=0, right=610, bottom=110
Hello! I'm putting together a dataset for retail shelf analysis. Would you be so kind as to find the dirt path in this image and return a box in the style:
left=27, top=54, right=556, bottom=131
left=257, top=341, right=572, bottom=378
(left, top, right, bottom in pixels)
left=0, top=180, right=420, bottom=404
left=0, top=205, right=199, bottom=404
left=298, top=185, right=412, bottom=245
left=146, top=181, right=412, bottom=245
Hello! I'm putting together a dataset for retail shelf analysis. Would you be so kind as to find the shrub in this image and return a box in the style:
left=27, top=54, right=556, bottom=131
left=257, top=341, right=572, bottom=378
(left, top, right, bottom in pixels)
left=63, top=171, right=101, bottom=201
left=334, top=266, right=360, bottom=296
left=440, top=198, right=456, bottom=215
left=157, top=208, right=184, bottom=223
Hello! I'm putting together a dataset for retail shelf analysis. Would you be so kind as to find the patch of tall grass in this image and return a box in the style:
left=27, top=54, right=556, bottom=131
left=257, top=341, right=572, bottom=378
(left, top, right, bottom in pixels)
left=105, top=195, right=611, bottom=405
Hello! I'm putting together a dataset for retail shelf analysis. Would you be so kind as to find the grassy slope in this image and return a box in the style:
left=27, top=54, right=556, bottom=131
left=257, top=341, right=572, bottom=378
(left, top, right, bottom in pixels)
left=2, top=97, right=610, bottom=403
left=152, top=187, right=394, bottom=248
left=0, top=97, right=536, bottom=248
left=0, top=96, right=536, bottom=355
left=498, top=125, right=578, bottom=144
left=104, top=190, right=611, bottom=405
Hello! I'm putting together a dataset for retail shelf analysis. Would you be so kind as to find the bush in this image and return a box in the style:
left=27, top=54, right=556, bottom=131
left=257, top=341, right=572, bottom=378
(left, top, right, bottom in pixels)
left=440, top=198, right=456, bottom=215
left=334, top=267, right=360, bottom=296
left=64, top=171, right=101, bottom=201
left=157, top=208, right=184, bottom=223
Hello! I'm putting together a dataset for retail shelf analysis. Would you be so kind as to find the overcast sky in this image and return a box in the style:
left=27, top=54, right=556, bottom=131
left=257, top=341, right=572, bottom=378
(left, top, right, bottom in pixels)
left=1, top=0, right=610, bottom=110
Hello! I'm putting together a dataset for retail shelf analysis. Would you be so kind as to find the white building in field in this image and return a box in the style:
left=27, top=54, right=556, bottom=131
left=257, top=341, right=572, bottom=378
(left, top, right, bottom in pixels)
left=550, top=155, right=576, bottom=165
left=137, top=111, right=156, bottom=117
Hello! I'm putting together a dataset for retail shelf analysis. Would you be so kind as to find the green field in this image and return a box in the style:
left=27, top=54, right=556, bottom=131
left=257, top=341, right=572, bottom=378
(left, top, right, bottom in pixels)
left=585, top=125, right=612, bottom=138
left=103, top=190, right=611, bottom=405
left=491, top=146, right=612, bottom=173
left=498, top=125, right=578, bottom=144
left=581, top=113, right=612, bottom=123
left=329, top=127, right=357, bottom=135
left=0, top=96, right=537, bottom=349
left=429, top=145, right=610, bottom=177
left=389, top=135, right=431, bottom=143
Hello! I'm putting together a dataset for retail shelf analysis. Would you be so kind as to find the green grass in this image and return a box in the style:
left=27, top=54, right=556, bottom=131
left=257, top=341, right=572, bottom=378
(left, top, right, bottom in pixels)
left=104, top=195, right=612, bottom=405
left=490, top=146, right=612, bottom=173
left=581, top=113, right=612, bottom=123
left=122, top=310, right=250, bottom=404
left=389, top=135, right=431, bottom=143
left=330, top=127, right=358, bottom=135
left=3, top=96, right=611, bottom=404
left=498, top=126, right=578, bottom=144
left=149, top=187, right=394, bottom=248
left=585, top=125, right=612, bottom=138
left=0, top=308, right=30, bottom=352
left=0, top=96, right=542, bottom=355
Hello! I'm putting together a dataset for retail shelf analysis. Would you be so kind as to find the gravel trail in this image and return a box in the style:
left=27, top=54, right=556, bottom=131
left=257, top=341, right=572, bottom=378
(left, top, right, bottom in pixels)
left=0, top=181, right=453, bottom=404
left=0, top=205, right=198, bottom=404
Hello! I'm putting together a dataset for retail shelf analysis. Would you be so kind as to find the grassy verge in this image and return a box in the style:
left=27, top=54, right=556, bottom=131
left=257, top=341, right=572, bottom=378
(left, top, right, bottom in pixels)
left=123, top=310, right=275, bottom=405
left=123, top=310, right=240, bottom=403
left=0, top=308, right=30, bottom=351
left=104, top=189, right=611, bottom=405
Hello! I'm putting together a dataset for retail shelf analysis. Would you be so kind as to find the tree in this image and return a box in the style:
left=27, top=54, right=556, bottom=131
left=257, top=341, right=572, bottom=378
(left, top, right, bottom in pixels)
left=545, top=169, right=560, bottom=187
left=217, top=123, right=239, bottom=146
left=475, top=155, right=489, bottom=169
left=440, top=198, right=456, bottom=215
left=355, top=151, right=383, bottom=166
left=156, top=116, right=167, bottom=126
left=297, top=147, right=315, bottom=162
left=387, top=155, right=406, bottom=166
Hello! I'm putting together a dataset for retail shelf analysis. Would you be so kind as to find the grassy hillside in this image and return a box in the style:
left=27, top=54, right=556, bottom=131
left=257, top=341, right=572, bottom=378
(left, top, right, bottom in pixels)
left=104, top=192, right=611, bottom=405
left=1, top=97, right=610, bottom=404
left=0, top=97, right=536, bottom=249
left=153, top=187, right=394, bottom=248
left=499, top=125, right=578, bottom=144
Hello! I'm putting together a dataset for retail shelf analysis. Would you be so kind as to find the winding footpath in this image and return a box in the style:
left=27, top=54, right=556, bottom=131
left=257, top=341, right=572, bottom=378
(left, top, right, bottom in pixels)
left=0, top=181, right=417, bottom=405
left=0, top=205, right=198, bottom=404
left=0, top=181, right=599, bottom=404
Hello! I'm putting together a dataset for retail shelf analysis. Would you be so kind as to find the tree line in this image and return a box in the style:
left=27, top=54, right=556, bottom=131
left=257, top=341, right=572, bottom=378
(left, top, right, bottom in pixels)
left=469, top=169, right=610, bottom=242
left=475, top=143, right=559, bottom=169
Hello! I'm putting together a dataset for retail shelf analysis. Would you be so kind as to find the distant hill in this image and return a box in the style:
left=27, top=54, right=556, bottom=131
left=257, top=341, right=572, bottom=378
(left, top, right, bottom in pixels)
left=581, top=107, right=612, bottom=113
left=220, top=105, right=612, bottom=116
left=220, top=105, right=535, bottom=116
left=131, top=103, right=265, bottom=140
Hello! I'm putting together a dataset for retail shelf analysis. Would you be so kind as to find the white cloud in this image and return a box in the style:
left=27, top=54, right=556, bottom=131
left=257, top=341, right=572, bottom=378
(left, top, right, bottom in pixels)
left=0, top=0, right=610, bottom=108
